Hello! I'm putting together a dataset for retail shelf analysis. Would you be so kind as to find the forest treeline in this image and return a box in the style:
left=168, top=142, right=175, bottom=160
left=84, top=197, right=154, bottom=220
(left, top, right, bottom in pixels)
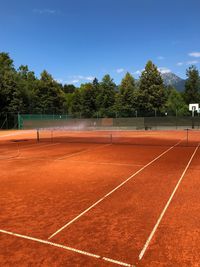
left=0, top=52, right=200, bottom=119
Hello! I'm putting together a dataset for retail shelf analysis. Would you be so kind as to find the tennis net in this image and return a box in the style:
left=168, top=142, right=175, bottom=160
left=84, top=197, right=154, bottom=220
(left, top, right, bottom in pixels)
left=36, top=128, right=200, bottom=147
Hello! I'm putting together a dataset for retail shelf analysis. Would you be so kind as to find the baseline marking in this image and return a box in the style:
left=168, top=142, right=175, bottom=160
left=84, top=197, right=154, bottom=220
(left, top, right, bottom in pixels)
left=139, top=143, right=199, bottom=260
left=0, top=229, right=134, bottom=267
left=48, top=140, right=183, bottom=240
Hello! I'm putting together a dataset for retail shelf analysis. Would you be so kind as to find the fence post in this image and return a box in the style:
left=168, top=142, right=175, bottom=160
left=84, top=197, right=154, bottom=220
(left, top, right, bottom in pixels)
left=17, top=113, right=20, bottom=129
left=6, top=113, right=8, bottom=129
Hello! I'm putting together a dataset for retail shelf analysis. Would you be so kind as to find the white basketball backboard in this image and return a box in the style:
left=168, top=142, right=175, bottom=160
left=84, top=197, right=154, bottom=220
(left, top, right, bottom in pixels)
left=189, top=103, right=199, bottom=111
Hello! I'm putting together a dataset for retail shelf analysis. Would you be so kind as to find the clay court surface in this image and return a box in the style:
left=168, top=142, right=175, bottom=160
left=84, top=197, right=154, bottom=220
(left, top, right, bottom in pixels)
left=0, top=129, right=200, bottom=266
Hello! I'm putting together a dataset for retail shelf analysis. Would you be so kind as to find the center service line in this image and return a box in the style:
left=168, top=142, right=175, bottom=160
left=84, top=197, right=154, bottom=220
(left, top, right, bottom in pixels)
left=48, top=140, right=183, bottom=240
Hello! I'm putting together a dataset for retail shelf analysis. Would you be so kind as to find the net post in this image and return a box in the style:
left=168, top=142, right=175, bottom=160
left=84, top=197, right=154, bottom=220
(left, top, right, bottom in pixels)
left=17, top=112, right=20, bottom=130
left=110, top=133, right=113, bottom=144
left=37, top=129, right=40, bottom=142
left=51, top=130, right=53, bottom=142
left=186, top=128, right=189, bottom=146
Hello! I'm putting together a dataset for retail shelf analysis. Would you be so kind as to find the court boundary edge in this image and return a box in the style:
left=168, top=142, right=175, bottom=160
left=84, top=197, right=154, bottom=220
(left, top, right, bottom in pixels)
left=0, top=229, right=134, bottom=267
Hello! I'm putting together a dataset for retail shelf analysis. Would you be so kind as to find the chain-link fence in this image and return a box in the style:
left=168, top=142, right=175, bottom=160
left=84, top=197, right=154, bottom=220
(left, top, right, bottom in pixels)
left=18, top=114, right=200, bottom=130
left=0, top=113, right=18, bottom=129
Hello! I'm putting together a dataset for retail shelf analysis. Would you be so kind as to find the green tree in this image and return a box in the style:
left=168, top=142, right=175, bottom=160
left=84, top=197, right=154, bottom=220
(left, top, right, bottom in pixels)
left=0, top=53, right=24, bottom=114
left=71, top=89, right=83, bottom=117
left=166, top=87, right=188, bottom=115
left=138, top=61, right=166, bottom=113
left=115, top=72, right=136, bottom=117
left=63, top=84, right=76, bottom=94
left=184, top=65, right=200, bottom=104
left=96, top=74, right=116, bottom=117
left=81, top=83, right=96, bottom=117
left=17, top=65, right=38, bottom=113
left=0, top=52, right=14, bottom=73
left=34, top=70, right=65, bottom=114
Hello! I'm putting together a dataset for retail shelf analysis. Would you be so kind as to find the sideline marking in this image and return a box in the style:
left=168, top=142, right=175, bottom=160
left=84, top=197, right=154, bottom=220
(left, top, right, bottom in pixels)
left=139, top=143, right=199, bottom=260
left=48, top=140, right=183, bottom=240
left=0, top=229, right=134, bottom=267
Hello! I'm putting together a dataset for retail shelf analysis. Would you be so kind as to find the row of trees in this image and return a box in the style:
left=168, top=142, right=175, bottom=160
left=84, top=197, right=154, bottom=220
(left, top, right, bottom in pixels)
left=0, top=52, right=200, bottom=121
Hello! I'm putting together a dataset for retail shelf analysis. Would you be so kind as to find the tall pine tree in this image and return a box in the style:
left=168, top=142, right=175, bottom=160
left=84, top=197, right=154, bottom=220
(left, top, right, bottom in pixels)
left=138, top=61, right=166, bottom=113
left=96, top=75, right=116, bottom=117
left=115, top=72, right=136, bottom=117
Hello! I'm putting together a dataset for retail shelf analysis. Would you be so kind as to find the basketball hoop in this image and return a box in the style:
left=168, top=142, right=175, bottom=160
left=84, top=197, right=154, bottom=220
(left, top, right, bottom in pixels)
left=189, top=103, right=199, bottom=117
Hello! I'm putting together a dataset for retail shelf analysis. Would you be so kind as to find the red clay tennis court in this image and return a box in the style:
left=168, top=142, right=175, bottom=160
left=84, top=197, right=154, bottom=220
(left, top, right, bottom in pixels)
left=0, top=129, right=200, bottom=266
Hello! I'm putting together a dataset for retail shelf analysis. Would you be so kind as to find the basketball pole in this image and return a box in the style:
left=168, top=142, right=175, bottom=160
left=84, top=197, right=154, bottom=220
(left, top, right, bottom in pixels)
left=192, top=107, right=195, bottom=129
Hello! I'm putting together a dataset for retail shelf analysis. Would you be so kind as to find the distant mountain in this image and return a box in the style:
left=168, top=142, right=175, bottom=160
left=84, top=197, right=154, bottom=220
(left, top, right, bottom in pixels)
left=161, top=72, right=185, bottom=91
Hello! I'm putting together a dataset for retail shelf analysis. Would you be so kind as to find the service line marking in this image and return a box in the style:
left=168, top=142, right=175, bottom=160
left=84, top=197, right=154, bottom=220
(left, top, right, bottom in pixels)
left=1, top=143, right=61, bottom=161
left=139, top=143, right=200, bottom=260
left=48, top=139, right=183, bottom=240
left=0, top=229, right=134, bottom=267
left=20, top=142, right=60, bottom=151
left=67, top=160, right=143, bottom=167
left=56, top=143, right=111, bottom=160
left=2, top=142, right=60, bottom=155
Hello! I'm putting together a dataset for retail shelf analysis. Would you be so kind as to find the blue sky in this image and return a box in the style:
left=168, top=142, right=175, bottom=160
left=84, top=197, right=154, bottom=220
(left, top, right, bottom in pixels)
left=0, top=0, right=200, bottom=85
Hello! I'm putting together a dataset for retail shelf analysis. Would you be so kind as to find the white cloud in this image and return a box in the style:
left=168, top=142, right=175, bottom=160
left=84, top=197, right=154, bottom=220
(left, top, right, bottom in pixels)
left=65, top=75, right=95, bottom=84
left=186, top=60, right=199, bottom=65
left=72, top=75, right=95, bottom=81
left=85, top=76, right=95, bottom=81
left=33, top=9, right=57, bottom=15
left=157, top=56, right=165, bottom=60
left=188, top=52, right=200, bottom=58
left=134, top=70, right=142, bottom=75
left=71, top=80, right=79, bottom=84
left=177, top=62, right=184, bottom=66
left=116, top=68, right=125, bottom=74
left=133, top=69, right=145, bottom=76
left=158, top=67, right=171, bottom=74
left=55, top=78, right=63, bottom=83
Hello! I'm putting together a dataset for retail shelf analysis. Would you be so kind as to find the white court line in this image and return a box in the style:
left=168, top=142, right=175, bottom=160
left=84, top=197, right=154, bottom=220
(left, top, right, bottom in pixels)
left=139, top=143, right=200, bottom=261
left=56, top=143, right=111, bottom=160
left=1, top=143, right=61, bottom=161
left=8, top=143, right=110, bottom=161
left=67, top=160, right=143, bottom=167
left=48, top=140, right=183, bottom=240
left=102, top=257, right=134, bottom=266
left=20, top=142, right=60, bottom=151
left=0, top=229, right=134, bottom=267
left=1, top=142, right=60, bottom=155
